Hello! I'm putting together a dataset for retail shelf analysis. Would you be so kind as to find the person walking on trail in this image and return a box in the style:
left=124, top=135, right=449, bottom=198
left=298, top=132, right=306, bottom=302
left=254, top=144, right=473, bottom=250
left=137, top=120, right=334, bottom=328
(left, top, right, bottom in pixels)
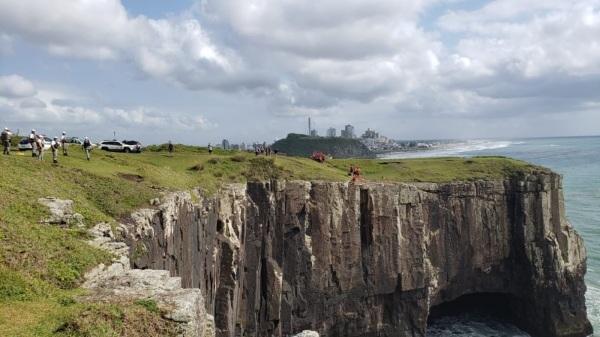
left=51, top=137, right=60, bottom=164
left=1, top=127, right=12, bottom=155
left=60, top=131, right=68, bottom=156
left=36, top=134, right=45, bottom=161
left=29, top=129, right=37, bottom=157
left=168, top=140, right=174, bottom=154
left=208, top=143, right=213, bottom=155
left=82, top=137, right=92, bottom=161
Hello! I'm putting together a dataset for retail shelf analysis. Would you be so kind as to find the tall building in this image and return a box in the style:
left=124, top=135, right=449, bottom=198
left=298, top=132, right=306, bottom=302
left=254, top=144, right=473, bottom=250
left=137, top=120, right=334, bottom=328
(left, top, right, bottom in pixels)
left=326, top=128, right=337, bottom=138
left=222, top=139, right=230, bottom=150
left=361, top=128, right=379, bottom=139
left=341, top=124, right=355, bottom=138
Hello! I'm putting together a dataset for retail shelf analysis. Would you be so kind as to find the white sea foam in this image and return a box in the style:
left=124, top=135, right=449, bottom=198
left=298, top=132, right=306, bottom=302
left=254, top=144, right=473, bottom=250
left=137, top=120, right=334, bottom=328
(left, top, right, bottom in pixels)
left=586, top=284, right=600, bottom=335
left=427, top=314, right=530, bottom=337
left=379, top=140, right=517, bottom=159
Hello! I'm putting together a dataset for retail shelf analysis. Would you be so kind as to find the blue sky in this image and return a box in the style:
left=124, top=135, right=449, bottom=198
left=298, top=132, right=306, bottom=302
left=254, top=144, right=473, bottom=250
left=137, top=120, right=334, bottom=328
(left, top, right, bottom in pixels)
left=1, top=0, right=599, bottom=145
left=122, top=0, right=195, bottom=18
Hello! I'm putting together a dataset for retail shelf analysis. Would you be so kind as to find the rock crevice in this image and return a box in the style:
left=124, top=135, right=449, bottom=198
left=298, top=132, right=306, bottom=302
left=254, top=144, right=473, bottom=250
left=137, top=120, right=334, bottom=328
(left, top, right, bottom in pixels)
left=123, top=173, right=592, bottom=337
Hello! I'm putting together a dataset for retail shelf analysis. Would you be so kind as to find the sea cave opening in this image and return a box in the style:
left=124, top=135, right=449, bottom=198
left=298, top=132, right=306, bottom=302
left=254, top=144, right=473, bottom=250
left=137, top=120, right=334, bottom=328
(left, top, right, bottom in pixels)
left=426, top=293, right=530, bottom=337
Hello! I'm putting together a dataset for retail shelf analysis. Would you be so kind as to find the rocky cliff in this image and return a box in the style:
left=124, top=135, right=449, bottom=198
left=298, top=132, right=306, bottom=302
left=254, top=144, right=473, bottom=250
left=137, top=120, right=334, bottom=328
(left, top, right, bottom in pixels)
left=123, top=172, right=592, bottom=337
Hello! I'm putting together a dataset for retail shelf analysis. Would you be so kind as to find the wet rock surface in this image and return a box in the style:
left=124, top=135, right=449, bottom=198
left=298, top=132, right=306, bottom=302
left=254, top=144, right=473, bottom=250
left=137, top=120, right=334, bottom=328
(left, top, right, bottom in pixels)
left=124, top=174, right=592, bottom=337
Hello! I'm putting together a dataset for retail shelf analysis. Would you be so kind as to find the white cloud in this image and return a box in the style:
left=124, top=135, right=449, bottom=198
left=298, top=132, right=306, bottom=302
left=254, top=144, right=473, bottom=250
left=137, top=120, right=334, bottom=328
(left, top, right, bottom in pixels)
left=0, top=74, right=37, bottom=98
left=1, top=0, right=600, bottom=140
left=20, top=97, right=47, bottom=109
left=199, top=0, right=444, bottom=110
left=0, top=74, right=213, bottom=131
left=103, top=107, right=213, bottom=130
left=0, top=0, right=245, bottom=90
left=439, top=1, right=600, bottom=78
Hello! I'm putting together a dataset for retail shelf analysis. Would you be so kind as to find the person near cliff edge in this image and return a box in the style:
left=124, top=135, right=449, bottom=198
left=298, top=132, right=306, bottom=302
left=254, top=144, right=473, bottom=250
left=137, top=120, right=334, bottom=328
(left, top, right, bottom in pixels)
left=51, top=137, right=60, bottom=164
left=82, top=137, right=92, bottom=161
left=60, top=131, right=68, bottom=156
left=1, top=127, right=12, bottom=155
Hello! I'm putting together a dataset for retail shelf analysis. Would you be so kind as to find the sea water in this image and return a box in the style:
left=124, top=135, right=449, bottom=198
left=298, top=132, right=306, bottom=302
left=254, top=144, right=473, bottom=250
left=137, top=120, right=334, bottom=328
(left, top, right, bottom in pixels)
left=384, top=136, right=600, bottom=337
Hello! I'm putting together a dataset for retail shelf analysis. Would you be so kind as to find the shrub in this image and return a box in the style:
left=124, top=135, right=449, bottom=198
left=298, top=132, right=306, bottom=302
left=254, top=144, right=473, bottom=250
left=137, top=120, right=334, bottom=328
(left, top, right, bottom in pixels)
left=243, top=158, right=286, bottom=181
left=134, top=298, right=159, bottom=313
left=0, top=267, right=31, bottom=302
left=48, top=261, right=81, bottom=289
left=230, top=155, right=247, bottom=163
left=189, top=164, right=204, bottom=171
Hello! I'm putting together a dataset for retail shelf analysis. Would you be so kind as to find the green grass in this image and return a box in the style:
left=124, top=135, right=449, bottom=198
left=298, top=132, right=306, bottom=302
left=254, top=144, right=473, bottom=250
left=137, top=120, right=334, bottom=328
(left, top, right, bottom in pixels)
left=328, top=156, right=546, bottom=183
left=133, top=299, right=159, bottom=314
left=0, top=144, right=544, bottom=336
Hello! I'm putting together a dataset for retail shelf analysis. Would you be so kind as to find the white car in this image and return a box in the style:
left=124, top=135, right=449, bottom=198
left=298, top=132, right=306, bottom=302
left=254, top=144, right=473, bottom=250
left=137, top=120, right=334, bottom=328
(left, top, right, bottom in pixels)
left=99, top=140, right=141, bottom=153
left=18, top=137, right=51, bottom=151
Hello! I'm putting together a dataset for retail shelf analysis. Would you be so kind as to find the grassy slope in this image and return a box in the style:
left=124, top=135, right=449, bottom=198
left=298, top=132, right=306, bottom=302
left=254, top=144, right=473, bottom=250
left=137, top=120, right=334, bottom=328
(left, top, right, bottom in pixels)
left=0, top=145, right=543, bottom=336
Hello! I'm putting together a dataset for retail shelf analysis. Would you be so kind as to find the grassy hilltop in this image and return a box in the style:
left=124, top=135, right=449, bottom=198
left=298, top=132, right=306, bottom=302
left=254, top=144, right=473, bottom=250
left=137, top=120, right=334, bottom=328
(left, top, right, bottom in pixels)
left=0, top=145, right=543, bottom=336
left=272, top=133, right=374, bottom=158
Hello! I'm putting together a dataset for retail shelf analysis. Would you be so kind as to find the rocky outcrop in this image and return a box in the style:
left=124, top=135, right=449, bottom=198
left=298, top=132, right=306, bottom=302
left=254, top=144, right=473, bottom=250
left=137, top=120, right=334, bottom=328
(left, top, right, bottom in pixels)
left=38, top=197, right=84, bottom=227
left=124, top=173, right=592, bottom=337
left=82, top=222, right=215, bottom=337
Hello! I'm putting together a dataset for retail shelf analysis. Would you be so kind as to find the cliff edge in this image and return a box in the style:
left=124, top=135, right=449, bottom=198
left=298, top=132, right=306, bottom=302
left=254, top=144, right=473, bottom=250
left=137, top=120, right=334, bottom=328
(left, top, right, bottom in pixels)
left=123, top=172, right=592, bottom=337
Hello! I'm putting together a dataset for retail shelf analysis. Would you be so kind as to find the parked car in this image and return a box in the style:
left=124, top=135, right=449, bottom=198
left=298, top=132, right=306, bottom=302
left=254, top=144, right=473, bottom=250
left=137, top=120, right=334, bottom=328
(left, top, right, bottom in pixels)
left=122, top=140, right=143, bottom=152
left=18, top=137, right=51, bottom=151
left=99, top=140, right=142, bottom=153
left=66, top=137, right=83, bottom=144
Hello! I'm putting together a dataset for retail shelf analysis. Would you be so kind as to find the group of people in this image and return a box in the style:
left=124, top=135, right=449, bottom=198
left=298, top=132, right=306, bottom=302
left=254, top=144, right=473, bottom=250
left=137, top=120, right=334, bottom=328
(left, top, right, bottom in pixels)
left=254, top=144, right=276, bottom=156
left=348, top=165, right=362, bottom=182
left=1, top=127, right=94, bottom=163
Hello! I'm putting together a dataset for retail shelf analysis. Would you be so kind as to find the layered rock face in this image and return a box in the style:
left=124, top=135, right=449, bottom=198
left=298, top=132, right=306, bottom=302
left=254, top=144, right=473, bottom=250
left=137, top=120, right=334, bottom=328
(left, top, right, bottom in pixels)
left=125, top=173, right=592, bottom=337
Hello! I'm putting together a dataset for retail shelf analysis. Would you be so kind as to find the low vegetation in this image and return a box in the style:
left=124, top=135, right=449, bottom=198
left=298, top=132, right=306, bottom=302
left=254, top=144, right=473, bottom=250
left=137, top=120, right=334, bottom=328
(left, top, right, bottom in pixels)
left=0, top=144, right=544, bottom=336
left=272, top=133, right=374, bottom=158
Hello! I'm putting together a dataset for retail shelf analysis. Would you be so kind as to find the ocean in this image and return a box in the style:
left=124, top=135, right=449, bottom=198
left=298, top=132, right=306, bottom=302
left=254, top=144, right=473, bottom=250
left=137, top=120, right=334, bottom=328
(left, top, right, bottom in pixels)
left=382, top=136, right=600, bottom=337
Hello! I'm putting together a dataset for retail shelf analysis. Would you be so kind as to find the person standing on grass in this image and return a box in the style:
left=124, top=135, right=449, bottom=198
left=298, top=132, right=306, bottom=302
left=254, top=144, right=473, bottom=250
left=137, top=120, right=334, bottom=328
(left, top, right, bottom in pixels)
left=82, top=137, right=92, bottom=161
left=168, top=140, right=174, bottom=153
left=36, top=134, right=44, bottom=161
left=60, top=131, right=68, bottom=156
left=208, top=143, right=213, bottom=155
left=1, top=127, right=11, bottom=155
left=29, top=129, right=37, bottom=157
left=51, top=137, right=60, bottom=164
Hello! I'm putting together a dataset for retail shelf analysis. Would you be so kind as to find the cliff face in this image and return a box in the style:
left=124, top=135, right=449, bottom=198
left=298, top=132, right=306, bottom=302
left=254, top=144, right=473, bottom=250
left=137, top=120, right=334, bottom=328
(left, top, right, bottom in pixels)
left=125, top=173, right=592, bottom=337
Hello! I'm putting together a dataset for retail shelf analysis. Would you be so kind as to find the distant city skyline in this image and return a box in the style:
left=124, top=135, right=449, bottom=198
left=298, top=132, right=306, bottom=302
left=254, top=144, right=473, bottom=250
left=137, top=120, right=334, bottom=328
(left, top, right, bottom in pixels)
left=1, top=1, right=600, bottom=145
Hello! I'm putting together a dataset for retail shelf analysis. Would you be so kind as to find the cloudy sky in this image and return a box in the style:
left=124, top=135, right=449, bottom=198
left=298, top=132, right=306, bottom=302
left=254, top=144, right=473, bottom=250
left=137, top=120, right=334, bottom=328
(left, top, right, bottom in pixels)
left=0, top=0, right=599, bottom=144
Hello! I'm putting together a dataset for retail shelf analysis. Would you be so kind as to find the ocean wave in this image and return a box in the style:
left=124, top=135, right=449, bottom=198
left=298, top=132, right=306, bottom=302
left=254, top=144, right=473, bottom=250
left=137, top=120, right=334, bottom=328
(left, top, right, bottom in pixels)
left=586, top=284, right=600, bottom=336
left=427, top=313, right=530, bottom=337
left=379, top=140, right=517, bottom=159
